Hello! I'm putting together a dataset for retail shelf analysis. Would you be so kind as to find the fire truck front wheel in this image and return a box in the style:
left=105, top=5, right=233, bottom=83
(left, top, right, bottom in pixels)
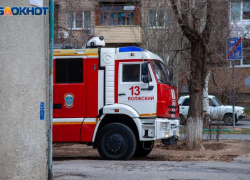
left=96, top=123, right=137, bottom=160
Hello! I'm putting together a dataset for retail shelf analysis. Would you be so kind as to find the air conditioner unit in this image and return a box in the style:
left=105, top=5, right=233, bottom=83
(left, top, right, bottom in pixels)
left=58, top=31, right=69, bottom=39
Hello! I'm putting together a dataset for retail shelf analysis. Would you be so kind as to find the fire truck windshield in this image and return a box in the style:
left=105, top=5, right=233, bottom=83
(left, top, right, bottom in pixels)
left=151, top=60, right=171, bottom=85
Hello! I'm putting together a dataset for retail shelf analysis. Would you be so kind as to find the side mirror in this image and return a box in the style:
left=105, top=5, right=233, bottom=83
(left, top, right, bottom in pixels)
left=142, top=63, right=149, bottom=83
left=142, top=63, right=148, bottom=76
left=142, top=76, right=149, bottom=83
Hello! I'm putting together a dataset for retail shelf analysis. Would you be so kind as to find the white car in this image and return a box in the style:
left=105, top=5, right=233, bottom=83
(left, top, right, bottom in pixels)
left=178, top=95, right=245, bottom=126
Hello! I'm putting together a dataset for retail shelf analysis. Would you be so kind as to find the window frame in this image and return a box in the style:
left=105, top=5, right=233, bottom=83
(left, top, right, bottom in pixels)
left=230, top=0, right=250, bottom=21
left=66, top=11, right=91, bottom=30
left=122, top=63, right=141, bottom=82
left=99, top=5, right=135, bottom=26
left=148, top=9, right=169, bottom=29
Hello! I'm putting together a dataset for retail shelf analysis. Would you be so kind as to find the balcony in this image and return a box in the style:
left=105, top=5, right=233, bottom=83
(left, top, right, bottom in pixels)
left=94, top=26, right=141, bottom=44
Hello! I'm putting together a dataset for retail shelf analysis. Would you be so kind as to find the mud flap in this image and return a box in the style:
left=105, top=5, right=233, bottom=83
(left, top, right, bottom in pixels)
left=161, top=136, right=179, bottom=146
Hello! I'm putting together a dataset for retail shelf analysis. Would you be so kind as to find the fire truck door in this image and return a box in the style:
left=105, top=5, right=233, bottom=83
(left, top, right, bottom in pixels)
left=117, top=62, right=157, bottom=117
left=53, top=57, right=87, bottom=142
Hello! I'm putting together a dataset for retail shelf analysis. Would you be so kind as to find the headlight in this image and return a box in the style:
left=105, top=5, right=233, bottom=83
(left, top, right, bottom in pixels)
left=241, top=110, right=244, bottom=114
left=161, top=122, right=168, bottom=130
left=165, top=132, right=169, bottom=138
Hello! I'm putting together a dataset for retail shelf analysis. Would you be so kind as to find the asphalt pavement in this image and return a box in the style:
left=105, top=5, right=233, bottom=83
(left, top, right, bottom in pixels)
left=53, top=152, right=250, bottom=180
left=178, top=118, right=250, bottom=140
left=53, top=118, right=250, bottom=180
left=206, top=118, right=250, bottom=128
left=230, top=118, right=250, bottom=128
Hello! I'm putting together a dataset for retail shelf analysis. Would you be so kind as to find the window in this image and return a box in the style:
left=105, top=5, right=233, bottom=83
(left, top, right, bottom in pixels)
left=212, top=97, right=222, bottom=106
left=100, top=5, right=135, bottom=26
left=67, top=11, right=91, bottom=29
left=231, top=39, right=250, bottom=66
left=149, top=9, right=171, bottom=28
left=209, top=99, right=215, bottom=106
left=55, top=58, right=83, bottom=83
left=122, top=64, right=140, bottom=82
left=151, top=60, right=170, bottom=84
left=149, top=10, right=156, bottom=27
left=242, top=39, right=250, bottom=65
left=243, top=0, right=250, bottom=19
left=182, top=98, right=190, bottom=106
left=231, top=0, right=250, bottom=21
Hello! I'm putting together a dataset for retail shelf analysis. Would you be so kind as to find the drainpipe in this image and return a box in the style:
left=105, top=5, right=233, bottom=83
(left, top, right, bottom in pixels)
left=48, top=0, right=54, bottom=179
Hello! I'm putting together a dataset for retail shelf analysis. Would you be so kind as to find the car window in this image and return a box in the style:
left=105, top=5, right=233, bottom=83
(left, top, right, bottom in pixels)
left=209, top=99, right=215, bottom=106
left=122, top=64, right=140, bottom=82
left=182, top=98, right=190, bottom=106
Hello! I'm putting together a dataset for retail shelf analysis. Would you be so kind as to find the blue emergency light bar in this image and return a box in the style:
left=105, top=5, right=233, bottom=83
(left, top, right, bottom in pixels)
left=119, top=47, right=144, bottom=52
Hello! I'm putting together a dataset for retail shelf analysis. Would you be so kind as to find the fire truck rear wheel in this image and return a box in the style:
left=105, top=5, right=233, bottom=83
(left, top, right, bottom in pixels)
left=97, top=123, right=137, bottom=160
left=133, top=141, right=154, bottom=157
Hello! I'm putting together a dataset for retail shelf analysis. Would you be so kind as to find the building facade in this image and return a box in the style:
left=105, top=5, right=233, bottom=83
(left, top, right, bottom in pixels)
left=0, top=0, right=50, bottom=179
left=54, top=0, right=141, bottom=47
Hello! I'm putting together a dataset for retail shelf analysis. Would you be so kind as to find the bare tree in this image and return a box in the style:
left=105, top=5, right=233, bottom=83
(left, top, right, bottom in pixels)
left=169, top=0, right=217, bottom=149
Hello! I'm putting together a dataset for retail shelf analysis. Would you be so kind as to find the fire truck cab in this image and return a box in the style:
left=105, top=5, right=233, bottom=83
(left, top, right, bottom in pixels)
left=53, top=37, right=180, bottom=160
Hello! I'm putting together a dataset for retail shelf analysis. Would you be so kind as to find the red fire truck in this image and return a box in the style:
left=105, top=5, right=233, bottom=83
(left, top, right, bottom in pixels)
left=53, top=37, right=180, bottom=160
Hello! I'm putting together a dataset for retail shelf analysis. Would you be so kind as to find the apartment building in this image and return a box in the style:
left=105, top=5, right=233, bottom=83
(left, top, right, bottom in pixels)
left=54, top=0, right=97, bottom=48
left=208, top=0, right=250, bottom=108
left=54, top=0, right=141, bottom=47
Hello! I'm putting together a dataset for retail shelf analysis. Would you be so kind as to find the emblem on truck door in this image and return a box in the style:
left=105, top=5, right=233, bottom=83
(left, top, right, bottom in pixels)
left=64, top=93, right=74, bottom=108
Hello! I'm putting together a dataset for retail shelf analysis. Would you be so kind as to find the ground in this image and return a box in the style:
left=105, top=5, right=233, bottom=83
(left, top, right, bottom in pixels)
left=53, top=139, right=250, bottom=162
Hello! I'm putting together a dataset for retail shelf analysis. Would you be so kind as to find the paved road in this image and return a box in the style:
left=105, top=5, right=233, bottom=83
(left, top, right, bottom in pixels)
left=207, top=118, right=250, bottom=129
left=53, top=153, right=250, bottom=180
left=231, top=118, right=250, bottom=128
left=178, top=118, right=250, bottom=140
left=53, top=119, right=250, bottom=179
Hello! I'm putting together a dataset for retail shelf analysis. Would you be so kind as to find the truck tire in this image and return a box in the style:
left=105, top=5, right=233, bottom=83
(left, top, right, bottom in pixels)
left=223, top=114, right=233, bottom=126
left=133, top=141, right=154, bottom=157
left=96, top=123, right=136, bottom=160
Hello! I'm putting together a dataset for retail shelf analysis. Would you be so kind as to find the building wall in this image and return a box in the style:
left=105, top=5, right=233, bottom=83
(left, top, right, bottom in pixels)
left=0, top=1, right=49, bottom=179
left=95, top=26, right=141, bottom=43
left=55, top=0, right=142, bottom=47
left=209, top=67, right=250, bottom=108
left=140, top=0, right=180, bottom=65
left=55, top=0, right=97, bottom=48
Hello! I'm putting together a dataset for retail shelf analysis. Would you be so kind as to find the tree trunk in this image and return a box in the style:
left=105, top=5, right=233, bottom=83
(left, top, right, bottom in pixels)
left=186, top=40, right=206, bottom=149
left=203, top=71, right=210, bottom=113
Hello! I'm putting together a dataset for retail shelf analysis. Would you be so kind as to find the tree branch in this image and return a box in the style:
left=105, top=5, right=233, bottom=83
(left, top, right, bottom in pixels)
left=202, top=0, right=213, bottom=43
left=170, top=0, right=199, bottom=41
